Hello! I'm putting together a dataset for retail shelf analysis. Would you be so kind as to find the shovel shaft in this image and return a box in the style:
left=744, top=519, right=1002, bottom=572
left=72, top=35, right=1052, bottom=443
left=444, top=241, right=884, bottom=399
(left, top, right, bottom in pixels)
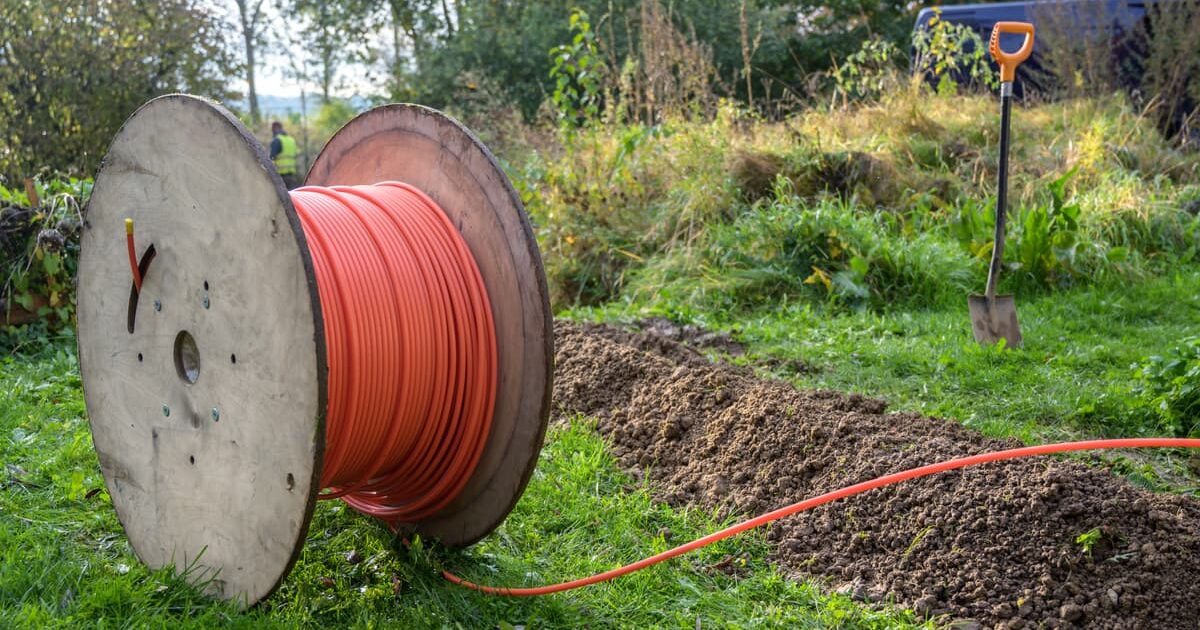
left=985, top=83, right=1013, bottom=300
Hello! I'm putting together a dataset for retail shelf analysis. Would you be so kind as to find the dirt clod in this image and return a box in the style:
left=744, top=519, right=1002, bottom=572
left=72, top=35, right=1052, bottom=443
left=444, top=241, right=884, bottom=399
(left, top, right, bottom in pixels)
left=552, top=320, right=1200, bottom=628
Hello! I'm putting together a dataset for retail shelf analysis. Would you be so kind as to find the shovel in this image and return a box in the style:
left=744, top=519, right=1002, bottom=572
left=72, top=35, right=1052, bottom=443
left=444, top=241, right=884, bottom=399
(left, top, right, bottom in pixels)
left=969, top=21, right=1035, bottom=348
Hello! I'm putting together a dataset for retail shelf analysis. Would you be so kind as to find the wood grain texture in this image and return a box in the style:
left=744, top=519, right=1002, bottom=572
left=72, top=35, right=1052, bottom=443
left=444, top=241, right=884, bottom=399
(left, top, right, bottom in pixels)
left=78, top=95, right=326, bottom=607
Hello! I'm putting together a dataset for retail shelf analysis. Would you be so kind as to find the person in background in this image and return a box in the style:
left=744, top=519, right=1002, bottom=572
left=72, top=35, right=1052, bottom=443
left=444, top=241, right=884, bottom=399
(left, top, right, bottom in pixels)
left=270, top=121, right=300, bottom=189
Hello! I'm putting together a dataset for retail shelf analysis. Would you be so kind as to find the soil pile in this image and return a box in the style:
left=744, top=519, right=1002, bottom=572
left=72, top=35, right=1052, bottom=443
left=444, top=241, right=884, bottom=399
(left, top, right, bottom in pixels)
left=553, top=321, right=1200, bottom=629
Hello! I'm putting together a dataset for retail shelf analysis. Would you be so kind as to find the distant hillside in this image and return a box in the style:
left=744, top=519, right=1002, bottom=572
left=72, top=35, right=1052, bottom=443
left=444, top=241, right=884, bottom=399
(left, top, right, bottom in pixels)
left=231, top=94, right=371, bottom=119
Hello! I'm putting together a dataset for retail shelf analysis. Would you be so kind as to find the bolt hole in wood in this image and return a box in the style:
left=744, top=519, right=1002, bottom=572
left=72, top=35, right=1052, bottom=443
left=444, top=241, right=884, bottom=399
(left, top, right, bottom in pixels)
left=286, top=473, right=295, bottom=491
left=173, top=330, right=200, bottom=384
left=137, top=352, right=143, bottom=362
left=203, top=280, right=209, bottom=291
left=230, top=353, right=236, bottom=364
left=189, top=455, right=195, bottom=465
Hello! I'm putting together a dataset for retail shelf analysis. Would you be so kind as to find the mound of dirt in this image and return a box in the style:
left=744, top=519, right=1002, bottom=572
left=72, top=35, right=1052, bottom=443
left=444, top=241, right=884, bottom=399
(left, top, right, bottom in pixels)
left=552, top=321, right=1200, bottom=629
left=730, top=150, right=786, bottom=202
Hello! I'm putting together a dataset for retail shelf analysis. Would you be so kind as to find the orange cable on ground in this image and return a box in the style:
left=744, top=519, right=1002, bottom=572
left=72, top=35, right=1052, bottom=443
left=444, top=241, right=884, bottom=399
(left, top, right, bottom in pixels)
left=290, top=182, right=497, bottom=526
left=443, top=438, right=1200, bottom=596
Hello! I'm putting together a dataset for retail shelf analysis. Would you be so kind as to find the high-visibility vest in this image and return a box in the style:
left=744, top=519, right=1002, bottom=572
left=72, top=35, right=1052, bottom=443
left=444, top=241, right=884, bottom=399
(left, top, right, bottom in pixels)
left=275, top=134, right=298, bottom=175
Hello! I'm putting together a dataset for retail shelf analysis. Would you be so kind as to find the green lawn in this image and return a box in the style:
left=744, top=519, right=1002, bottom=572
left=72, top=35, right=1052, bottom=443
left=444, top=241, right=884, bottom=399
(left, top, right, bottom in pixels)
left=0, top=347, right=922, bottom=628
left=3, top=268, right=1197, bottom=627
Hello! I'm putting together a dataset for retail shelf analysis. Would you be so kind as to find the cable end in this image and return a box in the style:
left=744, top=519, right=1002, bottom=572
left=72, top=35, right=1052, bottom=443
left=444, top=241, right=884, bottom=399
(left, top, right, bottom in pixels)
left=125, top=218, right=135, bottom=236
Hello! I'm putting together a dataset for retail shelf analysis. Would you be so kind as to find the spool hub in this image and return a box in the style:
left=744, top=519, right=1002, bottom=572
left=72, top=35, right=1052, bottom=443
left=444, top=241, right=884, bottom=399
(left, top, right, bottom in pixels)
left=78, top=95, right=552, bottom=606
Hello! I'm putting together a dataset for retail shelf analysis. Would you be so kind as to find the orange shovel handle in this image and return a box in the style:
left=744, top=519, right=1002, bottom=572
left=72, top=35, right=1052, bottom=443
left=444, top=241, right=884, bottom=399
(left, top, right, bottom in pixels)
left=988, top=21, right=1035, bottom=83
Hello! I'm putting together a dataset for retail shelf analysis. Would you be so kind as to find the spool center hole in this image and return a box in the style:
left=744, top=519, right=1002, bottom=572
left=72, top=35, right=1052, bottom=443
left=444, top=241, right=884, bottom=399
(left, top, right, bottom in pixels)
left=173, top=330, right=200, bottom=384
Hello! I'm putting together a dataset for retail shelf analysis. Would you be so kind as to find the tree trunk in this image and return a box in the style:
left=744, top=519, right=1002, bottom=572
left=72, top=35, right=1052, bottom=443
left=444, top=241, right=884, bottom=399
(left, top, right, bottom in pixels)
left=441, top=0, right=455, bottom=37
left=740, top=0, right=753, bottom=110
left=321, top=44, right=333, bottom=104
left=391, top=12, right=403, bottom=99
left=392, top=0, right=422, bottom=64
left=300, top=87, right=309, bottom=173
left=235, top=0, right=265, bottom=124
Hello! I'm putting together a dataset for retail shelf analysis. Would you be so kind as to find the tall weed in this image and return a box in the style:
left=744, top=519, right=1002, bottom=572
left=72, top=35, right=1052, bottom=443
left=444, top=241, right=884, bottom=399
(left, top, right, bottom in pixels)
left=530, top=95, right=1200, bottom=312
left=628, top=191, right=972, bottom=313
left=1, top=177, right=88, bottom=332
left=524, top=111, right=739, bottom=307
left=1132, top=337, right=1200, bottom=437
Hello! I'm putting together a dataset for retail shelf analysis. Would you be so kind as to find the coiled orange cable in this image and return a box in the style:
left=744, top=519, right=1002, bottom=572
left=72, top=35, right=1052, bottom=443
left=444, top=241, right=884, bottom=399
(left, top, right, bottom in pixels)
left=290, top=182, right=497, bottom=525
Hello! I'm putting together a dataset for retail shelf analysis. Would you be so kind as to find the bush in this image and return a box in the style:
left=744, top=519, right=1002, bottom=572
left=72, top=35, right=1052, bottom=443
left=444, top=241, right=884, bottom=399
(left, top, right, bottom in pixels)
left=831, top=36, right=903, bottom=106
left=628, top=191, right=973, bottom=313
left=1033, top=0, right=1200, bottom=142
left=548, top=9, right=604, bottom=129
left=949, top=169, right=1088, bottom=289
left=949, top=168, right=1199, bottom=291
left=0, top=1, right=234, bottom=183
left=527, top=91, right=1200, bottom=313
left=910, top=10, right=998, bottom=96
left=1, top=178, right=89, bottom=335
left=1132, top=337, right=1200, bottom=437
left=524, top=107, right=741, bottom=308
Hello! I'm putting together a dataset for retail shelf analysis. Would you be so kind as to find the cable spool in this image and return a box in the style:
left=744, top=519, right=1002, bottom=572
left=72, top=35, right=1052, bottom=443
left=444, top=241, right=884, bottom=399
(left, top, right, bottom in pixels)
left=77, top=95, right=553, bottom=607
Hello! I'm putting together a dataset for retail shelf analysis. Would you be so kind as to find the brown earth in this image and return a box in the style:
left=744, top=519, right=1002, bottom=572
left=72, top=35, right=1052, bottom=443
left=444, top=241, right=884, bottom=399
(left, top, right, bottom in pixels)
left=552, top=320, right=1200, bottom=629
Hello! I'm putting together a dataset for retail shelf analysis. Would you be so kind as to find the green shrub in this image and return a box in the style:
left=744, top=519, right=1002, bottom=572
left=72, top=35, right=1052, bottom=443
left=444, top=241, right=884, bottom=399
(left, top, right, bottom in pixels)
left=529, top=93, right=1200, bottom=313
left=831, top=9, right=998, bottom=107
left=1009, top=168, right=1084, bottom=287
left=629, top=191, right=973, bottom=313
left=831, top=36, right=903, bottom=105
left=526, top=124, right=666, bottom=306
left=1, top=177, right=89, bottom=343
left=910, top=9, right=998, bottom=96
left=548, top=9, right=604, bottom=129
left=946, top=168, right=1187, bottom=291
left=0, top=2, right=234, bottom=183
left=1132, top=337, right=1200, bottom=437
left=525, top=109, right=741, bottom=309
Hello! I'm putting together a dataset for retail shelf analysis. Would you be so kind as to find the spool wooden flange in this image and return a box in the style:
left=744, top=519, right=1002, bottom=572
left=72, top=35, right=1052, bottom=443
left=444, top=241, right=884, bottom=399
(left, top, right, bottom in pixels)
left=78, top=95, right=553, bottom=607
left=305, top=104, right=553, bottom=547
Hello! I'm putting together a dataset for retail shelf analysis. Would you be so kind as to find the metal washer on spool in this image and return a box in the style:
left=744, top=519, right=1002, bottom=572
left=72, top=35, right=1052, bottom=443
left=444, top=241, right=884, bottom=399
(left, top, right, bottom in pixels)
left=77, top=95, right=553, bottom=607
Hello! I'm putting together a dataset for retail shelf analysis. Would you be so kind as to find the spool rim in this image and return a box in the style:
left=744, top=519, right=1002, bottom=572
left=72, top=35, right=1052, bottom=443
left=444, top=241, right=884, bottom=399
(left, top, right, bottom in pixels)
left=80, top=94, right=326, bottom=607
left=306, top=104, right=554, bottom=547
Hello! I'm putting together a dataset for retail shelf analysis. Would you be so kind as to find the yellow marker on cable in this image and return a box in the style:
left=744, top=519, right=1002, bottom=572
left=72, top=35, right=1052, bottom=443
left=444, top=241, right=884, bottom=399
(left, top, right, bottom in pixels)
left=125, top=218, right=142, bottom=291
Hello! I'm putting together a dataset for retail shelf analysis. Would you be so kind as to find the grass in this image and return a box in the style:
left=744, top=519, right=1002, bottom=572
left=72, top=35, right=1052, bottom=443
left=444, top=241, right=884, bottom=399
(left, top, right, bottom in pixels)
left=528, top=89, right=1200, bottom=497
left=575, top=265, right=1200, bottom=491
left=5, top=274, right=1195, bottom=628
left=0, top=347, right=926, bottom=628
left=4, top=89, right=1198, bottom=626
left=522, top=92, right=1200, bottom=308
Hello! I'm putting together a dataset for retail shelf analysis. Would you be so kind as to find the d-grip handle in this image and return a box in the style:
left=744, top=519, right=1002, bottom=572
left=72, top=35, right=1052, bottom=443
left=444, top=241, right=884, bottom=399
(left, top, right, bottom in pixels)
left=989, top=21, right=1035, bottom=83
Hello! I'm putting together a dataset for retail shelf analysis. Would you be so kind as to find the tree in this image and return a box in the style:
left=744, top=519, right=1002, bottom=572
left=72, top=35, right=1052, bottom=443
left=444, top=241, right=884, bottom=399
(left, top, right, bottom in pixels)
left=372, top=0, right=444, bottom=101
left=235, top=0, right=268, bottom=123
left=395, top=0, right=917, bottom=118
left=383, top=0, right=415, bottom=100
left=0, top=0, right=235, bottom=182
left=259, top=0, right=921, bottom=121
left=286, top=0, right=374, bottom=103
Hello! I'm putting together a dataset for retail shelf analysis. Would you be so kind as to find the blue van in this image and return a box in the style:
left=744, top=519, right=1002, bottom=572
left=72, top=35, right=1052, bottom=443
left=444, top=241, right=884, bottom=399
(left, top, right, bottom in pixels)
left=913, top=0, right=1149, bottom=95
left=914, top=1, right=1197, bottom=140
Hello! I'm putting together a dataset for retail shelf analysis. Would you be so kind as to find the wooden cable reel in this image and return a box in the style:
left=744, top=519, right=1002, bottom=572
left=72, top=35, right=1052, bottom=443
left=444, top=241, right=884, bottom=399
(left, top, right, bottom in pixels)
left=77, top=95, right=553, bottom=607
